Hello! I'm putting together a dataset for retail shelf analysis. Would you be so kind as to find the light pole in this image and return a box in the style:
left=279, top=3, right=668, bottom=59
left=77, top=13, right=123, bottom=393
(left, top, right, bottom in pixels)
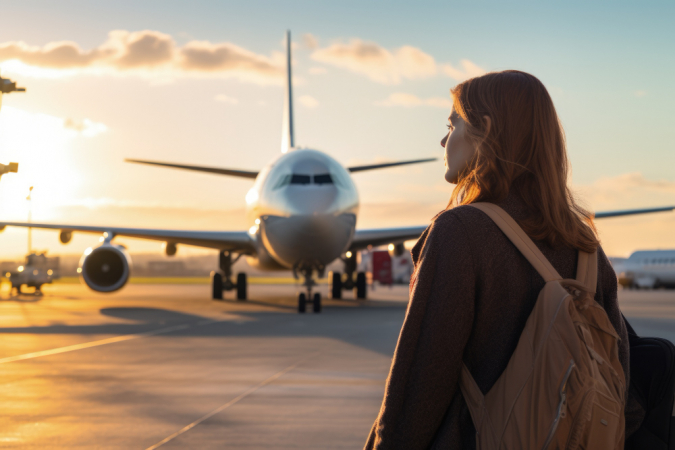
left=27, top=186, right=33, bottom=254
left=0, top=162, right=18, bottom=179
left=0, top=74, right=25, bottom=112
left=0, top=75, right=24, bottom=180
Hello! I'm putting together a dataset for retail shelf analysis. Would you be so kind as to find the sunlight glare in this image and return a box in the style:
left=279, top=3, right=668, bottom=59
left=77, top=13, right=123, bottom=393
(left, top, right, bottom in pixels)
left=0, top=106, right=107, bottom=221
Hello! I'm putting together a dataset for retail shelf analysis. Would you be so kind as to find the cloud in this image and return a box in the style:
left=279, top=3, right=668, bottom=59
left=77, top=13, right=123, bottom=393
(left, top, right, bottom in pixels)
left=585, top=172, right=675, bottom=196
left=376, top=92, right=452, bottom=108
left=311, top=39, right=437, bottom=84
left=214, top=94, right=239, bottom=105
left=298, top=95, right=319, bottom=108
left=441, top=59, right=486, bottom=81
left=634, top=90, right=647, bottom=98
left=63, top=117, right=108, bottom=136
left=0, top=30, right=283, bottom=84
left=572, top=172, right=675, bottom=216
left=309, top=66, right=327, bottom=75
left=302, top=33, right=319, bottom=50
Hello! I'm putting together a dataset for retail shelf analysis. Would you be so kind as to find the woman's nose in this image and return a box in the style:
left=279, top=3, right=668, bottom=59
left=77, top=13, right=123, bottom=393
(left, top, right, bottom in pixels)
left=440, top=134, right=448, bottom=148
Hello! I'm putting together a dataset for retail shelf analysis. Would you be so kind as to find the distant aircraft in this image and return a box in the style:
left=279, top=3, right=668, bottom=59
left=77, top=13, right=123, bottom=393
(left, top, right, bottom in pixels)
left=612, top=250, right=675, bottom=289
left=0, top=32, right=673, bottom=312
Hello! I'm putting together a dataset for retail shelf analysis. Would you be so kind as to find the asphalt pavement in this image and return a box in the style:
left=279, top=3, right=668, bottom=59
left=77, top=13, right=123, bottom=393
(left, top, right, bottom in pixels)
left=0, top=282, right=672, bottom=449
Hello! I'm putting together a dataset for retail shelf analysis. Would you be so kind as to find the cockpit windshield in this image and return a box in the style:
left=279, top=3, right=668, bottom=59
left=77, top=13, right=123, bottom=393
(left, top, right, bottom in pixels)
left=274, top=173, right=335, bottom=189
left=291, top=174, right=311, bottom=185
left=313, top=174, right=332, bottom=185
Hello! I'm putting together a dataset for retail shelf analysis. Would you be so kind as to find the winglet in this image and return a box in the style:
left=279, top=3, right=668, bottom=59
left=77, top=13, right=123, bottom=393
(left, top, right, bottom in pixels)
left=281, top=30, right=295, bottom=153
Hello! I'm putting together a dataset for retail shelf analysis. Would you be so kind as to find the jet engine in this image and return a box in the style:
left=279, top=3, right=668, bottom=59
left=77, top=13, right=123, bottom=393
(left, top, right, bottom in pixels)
left=78, top=244, right=131, bottom=292
left=59, top=230, right=72, bottom=244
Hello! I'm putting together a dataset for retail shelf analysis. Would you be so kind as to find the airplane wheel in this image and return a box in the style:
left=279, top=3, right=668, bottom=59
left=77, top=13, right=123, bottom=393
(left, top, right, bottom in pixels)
left=355, top=271, right=367, bottom=300
left=330, top=271, right=342, bottom=299
left=298, top=293, right=307, bottom=313
left=211, top=271, right=223, bottom=300
left=236, top=273, right=247, bottom=300
left=313, top=292, right=322, bottom=313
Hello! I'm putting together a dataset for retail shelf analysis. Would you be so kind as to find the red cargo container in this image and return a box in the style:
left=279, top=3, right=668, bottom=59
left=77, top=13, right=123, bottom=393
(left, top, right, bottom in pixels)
left=372, top=251, right=393, bottom=285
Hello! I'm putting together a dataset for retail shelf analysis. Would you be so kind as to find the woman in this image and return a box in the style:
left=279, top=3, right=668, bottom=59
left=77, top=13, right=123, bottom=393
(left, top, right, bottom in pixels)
left=364, top=71, right=643, bottom=449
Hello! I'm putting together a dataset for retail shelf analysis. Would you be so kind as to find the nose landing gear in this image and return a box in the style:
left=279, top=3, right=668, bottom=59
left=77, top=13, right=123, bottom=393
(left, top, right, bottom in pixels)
left=212, top=251, right=247, bottom=301
left=295, top=265, right=322, bottom=313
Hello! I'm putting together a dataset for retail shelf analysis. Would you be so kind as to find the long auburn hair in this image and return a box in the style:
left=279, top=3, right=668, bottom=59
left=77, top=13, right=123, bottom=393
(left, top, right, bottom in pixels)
left=449, top=70, right=599, bottom=253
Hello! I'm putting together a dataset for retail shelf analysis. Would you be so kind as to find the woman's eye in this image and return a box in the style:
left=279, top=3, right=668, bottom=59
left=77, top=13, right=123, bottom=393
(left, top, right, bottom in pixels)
left=446, top=124, right=454, bottom=131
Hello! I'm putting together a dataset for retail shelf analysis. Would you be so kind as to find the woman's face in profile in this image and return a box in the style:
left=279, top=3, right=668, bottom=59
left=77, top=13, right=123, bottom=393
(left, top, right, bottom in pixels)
left=441, top=107, right=475, bottom=184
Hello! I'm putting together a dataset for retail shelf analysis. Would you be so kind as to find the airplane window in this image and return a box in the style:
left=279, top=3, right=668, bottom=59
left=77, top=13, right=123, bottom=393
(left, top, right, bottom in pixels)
left=313, top=174, right=333, bottom=185
left=290, top=174, right=311, bottom=185
left=273, top=174, right=292, bottom=190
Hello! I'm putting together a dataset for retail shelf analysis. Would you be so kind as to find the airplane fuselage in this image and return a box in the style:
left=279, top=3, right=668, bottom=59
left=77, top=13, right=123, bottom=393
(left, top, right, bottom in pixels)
left=613, top=250, right=675, bottom=289
left=244, top=149, right=359, bottom=272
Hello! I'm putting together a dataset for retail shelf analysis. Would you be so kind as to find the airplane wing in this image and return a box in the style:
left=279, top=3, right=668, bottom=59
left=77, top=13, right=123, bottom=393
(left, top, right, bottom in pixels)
left=125, top=159, right=259, bottom=179
left=347, top=158, right=437, bottom=173
left=349, top=226, right=427, bottom=251
left=0, top=222, right=256, bottom=253
left=349, top=205, right=675, bottom=251
left=594, top=206, right=675, bottom=219
left=125, top=157, right=438, bottom=178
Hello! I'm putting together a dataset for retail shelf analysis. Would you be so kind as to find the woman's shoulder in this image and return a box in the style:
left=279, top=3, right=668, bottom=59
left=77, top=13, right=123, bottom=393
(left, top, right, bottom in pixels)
left=413, top=205, right=497, bottom=258
left=430, top=204, right=498, bottom=235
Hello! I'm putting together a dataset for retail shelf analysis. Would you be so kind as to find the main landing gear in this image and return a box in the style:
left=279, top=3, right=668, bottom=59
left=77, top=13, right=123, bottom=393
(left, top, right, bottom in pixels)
left=329, top=251, right=367, bottom=300
left=296, top=266, right=322, bottom=314
left=212, top=251, right=247, bottom=301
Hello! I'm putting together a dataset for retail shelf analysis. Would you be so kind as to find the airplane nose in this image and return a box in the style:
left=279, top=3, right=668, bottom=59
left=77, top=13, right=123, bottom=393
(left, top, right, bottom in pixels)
left=283, top=186, right=339, bottom=215
left=260, top=213, right=356, bottom=267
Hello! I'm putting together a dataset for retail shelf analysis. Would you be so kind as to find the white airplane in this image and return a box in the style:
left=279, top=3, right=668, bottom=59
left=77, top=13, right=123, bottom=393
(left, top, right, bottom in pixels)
left=1, top=31, right=674, bottom=312
left=612, top=250, right=675, bottom=289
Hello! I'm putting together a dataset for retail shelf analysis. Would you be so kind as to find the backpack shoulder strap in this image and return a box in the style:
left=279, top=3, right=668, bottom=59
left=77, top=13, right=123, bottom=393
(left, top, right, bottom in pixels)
left=469, top=203, right=562, bottom=282
left=575, top=250, right=598, bottom=294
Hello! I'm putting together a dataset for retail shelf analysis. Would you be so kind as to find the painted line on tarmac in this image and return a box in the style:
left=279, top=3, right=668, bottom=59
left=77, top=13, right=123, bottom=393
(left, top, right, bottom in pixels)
left=0, top=320, right=217, bottom=364
left=146, top=350, right=323, bottom=450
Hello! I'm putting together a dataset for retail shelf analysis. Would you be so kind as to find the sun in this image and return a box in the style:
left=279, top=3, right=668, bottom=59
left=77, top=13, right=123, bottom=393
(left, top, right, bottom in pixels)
left=0, top=106, right=107, bottom=221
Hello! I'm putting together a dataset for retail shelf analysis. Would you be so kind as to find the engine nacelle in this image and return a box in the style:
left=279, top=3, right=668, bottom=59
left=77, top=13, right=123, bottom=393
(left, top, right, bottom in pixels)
left=78, top=244, right=131, bottom=292
left=388, top=242, right=405, bottom=258
left=59, top=230, right=72, bottom=244
left=163, top=242, right=177, bottom=256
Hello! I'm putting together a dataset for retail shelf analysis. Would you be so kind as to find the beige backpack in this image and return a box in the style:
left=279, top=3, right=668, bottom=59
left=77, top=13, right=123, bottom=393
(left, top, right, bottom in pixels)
left=461, top=203, right=626, bottom=449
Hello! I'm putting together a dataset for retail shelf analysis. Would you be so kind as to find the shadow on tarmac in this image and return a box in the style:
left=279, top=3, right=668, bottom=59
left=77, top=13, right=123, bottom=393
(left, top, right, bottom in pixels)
left=0, top=303, right=407, bottom=357
left=0, top=292, right=44, bottom=302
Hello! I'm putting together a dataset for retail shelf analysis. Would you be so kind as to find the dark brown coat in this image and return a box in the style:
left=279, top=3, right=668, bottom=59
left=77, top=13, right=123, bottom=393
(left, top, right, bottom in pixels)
left=365, top=196, right=643, bottom=449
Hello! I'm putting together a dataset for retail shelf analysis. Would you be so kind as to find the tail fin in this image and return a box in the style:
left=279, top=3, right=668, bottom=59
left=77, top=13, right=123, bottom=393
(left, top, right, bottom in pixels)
left=281, top=30, right=295, bottom=153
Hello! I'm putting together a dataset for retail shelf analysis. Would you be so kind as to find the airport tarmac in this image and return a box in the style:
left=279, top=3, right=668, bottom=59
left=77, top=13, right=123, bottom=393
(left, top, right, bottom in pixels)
left=1, top=283, right=674, bottom=449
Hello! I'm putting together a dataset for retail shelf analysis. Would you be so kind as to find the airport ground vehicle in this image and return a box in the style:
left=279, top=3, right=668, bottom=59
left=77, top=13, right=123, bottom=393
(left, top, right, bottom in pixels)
left=6, top=252, right=58, bottom=294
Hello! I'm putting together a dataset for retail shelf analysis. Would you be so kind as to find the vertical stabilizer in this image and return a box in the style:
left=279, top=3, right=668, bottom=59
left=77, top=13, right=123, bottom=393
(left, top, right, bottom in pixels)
left=281, top=30, right=295, bottom=153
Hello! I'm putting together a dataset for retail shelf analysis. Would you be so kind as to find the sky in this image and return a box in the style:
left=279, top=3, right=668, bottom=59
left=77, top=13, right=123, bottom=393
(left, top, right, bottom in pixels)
left=0, top=0, right=673, bottom=259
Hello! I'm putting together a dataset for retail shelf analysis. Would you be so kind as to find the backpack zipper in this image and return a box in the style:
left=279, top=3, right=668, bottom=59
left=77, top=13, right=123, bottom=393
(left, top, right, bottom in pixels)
left=542, top=359, right=575, bottom=450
